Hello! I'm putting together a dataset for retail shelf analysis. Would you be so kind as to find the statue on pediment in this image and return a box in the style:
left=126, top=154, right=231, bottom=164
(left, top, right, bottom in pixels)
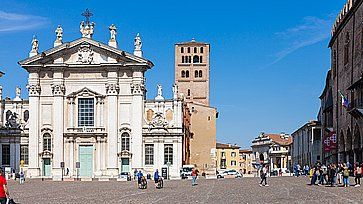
left=31, top=35, right=39, bottom=53
left=134, top=33, right=142, bottom=50
left=55, top=25, right=63, bottom=43
left=109, top=24, right=117, bottom=42
left=80, top=21, right=95, bottom=38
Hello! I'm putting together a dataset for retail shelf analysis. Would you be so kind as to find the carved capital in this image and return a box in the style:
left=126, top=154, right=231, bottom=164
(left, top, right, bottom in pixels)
left=130, top=83, right=145, bottom=95
left=27, top=84, right=41, bottom=96
left=105, top=83, right=119, bottom=95
left=51, top=84, right=65, bottom=96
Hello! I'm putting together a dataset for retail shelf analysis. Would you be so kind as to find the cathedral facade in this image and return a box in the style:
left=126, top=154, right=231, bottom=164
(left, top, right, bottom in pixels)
left=16, top=18, right=186, bottom=179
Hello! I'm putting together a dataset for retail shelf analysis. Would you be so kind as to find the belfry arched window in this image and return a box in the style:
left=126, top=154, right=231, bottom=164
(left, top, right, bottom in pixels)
left=199, top=70, right=202, bottom=78
left=186, top=71, right=189, bottom=78
left=121, top=132, right=130, bottom=151
left=193, top=55, right=199, bottom=63
left=195, top=70, right=199, bottom=78
left=194, top=47, right=197, bottom=53
left=43, top=133, right=52, bottom=152
left=199, top=56, right=203, bottom=63
left=181, top=70, right=186, bottom=78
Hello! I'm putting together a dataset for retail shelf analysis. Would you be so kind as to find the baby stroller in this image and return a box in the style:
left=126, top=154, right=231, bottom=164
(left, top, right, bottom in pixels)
left=156, top=177, right=164, bottom=189
left=139, top=176, right=147, bottom=189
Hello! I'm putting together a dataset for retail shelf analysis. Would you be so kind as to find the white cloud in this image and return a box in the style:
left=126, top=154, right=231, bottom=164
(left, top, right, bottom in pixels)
left=0, top=10, right=48, bottom=32
left=264, top=15, right=335, bottom=68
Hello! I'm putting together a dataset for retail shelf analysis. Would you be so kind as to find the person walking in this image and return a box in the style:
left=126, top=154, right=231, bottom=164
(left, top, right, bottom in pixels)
left=154, top=169, right=160, bottom=187
left=354, top=163, right=361, bottom=187
left=259, top=164, right=269, bottom=187
left=19, top=172, right=24, bottom=184
left=137, top=170, right=143, bottom=188
left=191, top=168, right=198, bottom=186
left=0, top=169, right=9, bottom=204
left=310, top=167, right=318, bottom=185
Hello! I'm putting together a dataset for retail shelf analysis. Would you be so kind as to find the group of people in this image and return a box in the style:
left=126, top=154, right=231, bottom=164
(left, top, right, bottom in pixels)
left=301, top=162, right=363, bottom=187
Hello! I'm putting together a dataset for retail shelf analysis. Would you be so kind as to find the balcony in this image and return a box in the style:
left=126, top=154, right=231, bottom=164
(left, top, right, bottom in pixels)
left=348, top=99, right=363, bottom=119
left=65, top=127, right=106, bottom=136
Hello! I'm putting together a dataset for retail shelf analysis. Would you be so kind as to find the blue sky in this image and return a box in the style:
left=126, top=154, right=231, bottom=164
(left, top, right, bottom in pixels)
left=0, top=0, right=344, bottom=148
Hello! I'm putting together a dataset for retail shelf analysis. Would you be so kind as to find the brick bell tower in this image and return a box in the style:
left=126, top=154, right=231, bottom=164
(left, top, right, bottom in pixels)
left=174, top=38, right=210, bottom=106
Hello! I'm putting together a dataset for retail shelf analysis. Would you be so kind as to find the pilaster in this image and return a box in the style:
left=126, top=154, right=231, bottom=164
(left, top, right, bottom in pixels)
left=27, top=78, right=41, bottom=177
left=51, top=70, right=65, bottom=180
left=130, top=69, right=145, bottom=169
left=106, top=70, right=119, bottom=176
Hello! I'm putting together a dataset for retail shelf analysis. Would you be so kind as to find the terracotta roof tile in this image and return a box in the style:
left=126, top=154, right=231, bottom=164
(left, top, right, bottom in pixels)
left=266, top=134, right=292, bottom=146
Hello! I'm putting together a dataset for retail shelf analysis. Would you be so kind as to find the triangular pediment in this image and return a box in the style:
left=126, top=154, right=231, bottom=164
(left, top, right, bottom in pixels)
left=18, top=37, right=153, bottom=68
left=67, top=87, right=104, bottom=98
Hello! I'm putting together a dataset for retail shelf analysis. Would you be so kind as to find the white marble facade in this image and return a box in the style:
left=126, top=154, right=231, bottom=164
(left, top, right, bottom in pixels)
left=16, top=21, right=185, bottom=179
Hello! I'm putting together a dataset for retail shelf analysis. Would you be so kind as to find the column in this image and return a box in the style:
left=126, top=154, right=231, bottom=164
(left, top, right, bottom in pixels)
left=51, top=70, right=65, bottom=180
left=100, top=99, right=104, bottom=127
left=106, top=70, right=119, bottom=177
left=96, top=136, right=101, bottom=174
left=131, top=69, right=144, bottom=169
left=27, top=74, right=41, bottom=178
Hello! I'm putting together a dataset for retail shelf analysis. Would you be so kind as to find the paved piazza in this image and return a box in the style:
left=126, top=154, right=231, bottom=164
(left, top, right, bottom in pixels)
left=8, top=177, right=363, bottom=203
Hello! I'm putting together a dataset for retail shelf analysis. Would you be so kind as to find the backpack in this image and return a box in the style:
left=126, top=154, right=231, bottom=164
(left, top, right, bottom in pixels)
left=357, top=167, right=362, bottom=175
left=343, top=169, right=349, bottom=177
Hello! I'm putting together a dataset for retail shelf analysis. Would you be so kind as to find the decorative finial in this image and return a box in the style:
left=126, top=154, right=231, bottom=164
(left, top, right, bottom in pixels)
left=29, top=35, right=39, bottom=57
left=191, top=38, right=196, bottom=42
left=134, top=33, right=142, bottom=57
left=54, top=25, right=63, bottom=47
left=80, top=9, right=95, bottom=38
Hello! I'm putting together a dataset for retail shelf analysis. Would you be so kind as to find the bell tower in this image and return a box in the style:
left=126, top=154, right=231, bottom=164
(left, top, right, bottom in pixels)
left=174, top=39, right=210, bottom=106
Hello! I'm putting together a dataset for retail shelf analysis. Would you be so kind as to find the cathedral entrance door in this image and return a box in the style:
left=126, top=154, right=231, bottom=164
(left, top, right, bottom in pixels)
left=79, top=145, right=93, bottom=177
left=43, top=158, right=51, bottom=176
left=121, top=158, right=130, bottom=172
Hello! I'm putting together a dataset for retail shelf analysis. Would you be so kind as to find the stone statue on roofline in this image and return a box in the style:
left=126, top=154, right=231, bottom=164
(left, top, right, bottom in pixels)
left=134, top=33, right=142, bottom=50
left=109, top=24, right=117, bottom=42
left=55, top=25, right=63, bottom=43
left=31, top=35, right=38, bottom=53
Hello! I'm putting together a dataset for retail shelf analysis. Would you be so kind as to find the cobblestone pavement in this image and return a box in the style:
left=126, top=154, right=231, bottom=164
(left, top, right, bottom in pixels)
left=7, top=176, right=363, bottom=204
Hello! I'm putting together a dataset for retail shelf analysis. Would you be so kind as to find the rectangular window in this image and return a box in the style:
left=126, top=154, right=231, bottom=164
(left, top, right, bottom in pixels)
left=200, top=47, right=203, bottom=53
left=78, top=98, right=94, bottom=127
left=231, top=152, right=236, bottom=157
left=20, top=145, right=29, bottom=165
left=181, top=47, right=184, bottom=53
left=231, top=160, right=236, bottom=166
left=145, top=144, right=154, bottom=165
left=164, top=144, right=173, bottom=165
left=2, top=145, right=10, bottom=165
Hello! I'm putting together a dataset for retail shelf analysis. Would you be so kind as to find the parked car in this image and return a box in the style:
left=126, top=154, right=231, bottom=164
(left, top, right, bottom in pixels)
left=217, top=170, right=242, bottom=178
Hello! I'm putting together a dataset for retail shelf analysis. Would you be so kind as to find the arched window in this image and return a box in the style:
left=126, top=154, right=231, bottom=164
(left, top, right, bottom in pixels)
left=186, top=71, right=189, bottom=78
left=199, top=56, right=203, bottom=63
left=43, top=133, right=52, bottom=151
left=121, top=132, right=130, bottom=151
left=181, top=71, right=185, bottom=78
left=188, top=56, right=191, bottom=63
left=194, top=47, right=197, bottom=53
left=195, top=70, right=199, bottom=78
left=24, top=110, right=29, bottom=122
left=199, top=70, right=202, bottom=78
left=181, top=47, right=184, bottom=53
left=187, top=47, right=190, bottom=53
left=193, top=55, right=199, bottom=63
left=182, top=56, right=185, bottom=63
left=187, top=89, right=191, bottom=96
left=200, top=47, right=204, bottom=53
